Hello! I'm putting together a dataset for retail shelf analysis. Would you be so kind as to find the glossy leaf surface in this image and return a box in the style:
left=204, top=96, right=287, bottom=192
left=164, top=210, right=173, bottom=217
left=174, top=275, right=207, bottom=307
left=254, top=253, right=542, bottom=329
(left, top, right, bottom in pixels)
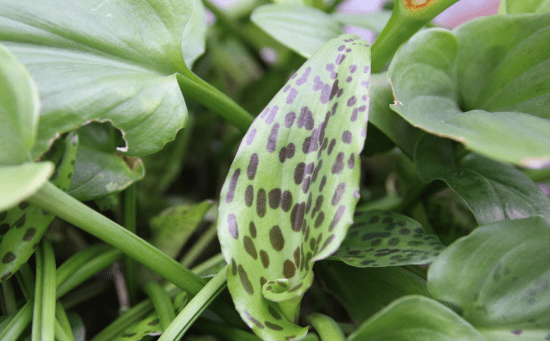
left=415, top=134, right=550, bottom=225
left=329, top=210, right=444, bottom=267
left=218, top=34, right=370, bottom=340
left=0, top=44, right=39, bottom=165
left=502, top=0, right=550, bottom=13
left=429, top=216, right=550, bottom=340
left=348, top=295, right=486, bottom=341
left=317, top=262, right=429, bottom=324
left=389, top=14, right=550, bottom=168
left=0, top=0, right=205, bottom=157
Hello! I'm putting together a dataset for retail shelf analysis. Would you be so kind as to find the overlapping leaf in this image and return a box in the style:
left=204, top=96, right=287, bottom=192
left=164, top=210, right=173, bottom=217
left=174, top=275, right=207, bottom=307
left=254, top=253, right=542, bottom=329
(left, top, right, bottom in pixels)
left=502, top=0, right=550, bottom=13
left=429, top=216, right=550, bottom=340
left=348, top=295, right=486, bottom=341
left=415, top=134, right=550, bottom=225
left=330, top=210, right=444, bottom=267
left=388, top=13, right=550, bottom=167
left=218, top=34, right=370, bottom=341
left=0, top=0, right=206, bottom=157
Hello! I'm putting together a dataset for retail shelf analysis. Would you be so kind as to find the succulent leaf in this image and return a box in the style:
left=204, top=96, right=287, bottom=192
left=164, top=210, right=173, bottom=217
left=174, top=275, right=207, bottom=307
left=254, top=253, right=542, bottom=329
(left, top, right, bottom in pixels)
left=218, top=34, right=370, bottom=341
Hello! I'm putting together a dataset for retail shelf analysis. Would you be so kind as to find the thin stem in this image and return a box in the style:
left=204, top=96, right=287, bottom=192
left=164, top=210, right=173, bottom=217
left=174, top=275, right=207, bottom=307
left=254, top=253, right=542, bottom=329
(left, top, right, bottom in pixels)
left=123, top=184, right=138, bottom=305
left=32, top=243, right=44, bottom=341
left=158, top=265, right=228, bottom=341
left=180, top=223, right=218, bottom=268
left=56, top=302, right=75, bottom=341
left=306, top=313, right=346, bottom=341
left=54, top=319, right=74, bottom=341
left=42, top=241, right=57, bottom=341
left=0, top=300, right=33, bottom=341
left=1, top=279, right=17, bottom=315
left=176, top=73, right=254, bottom=133
left=189, top=253, right=226, bottom=276
left=143, top=281, right=176, bottom=331
left=14, top=262, right=35, bottom=300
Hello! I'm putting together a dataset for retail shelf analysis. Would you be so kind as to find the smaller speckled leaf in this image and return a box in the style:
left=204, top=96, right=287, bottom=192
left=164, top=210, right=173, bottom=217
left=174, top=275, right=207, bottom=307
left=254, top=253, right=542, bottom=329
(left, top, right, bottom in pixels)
left=0, top=132, right=77, bottom=282
left=218, top=34, right=370, bottom=341
left=329, top=210, right=444, bottom=267
left=113, top=315, right=162, bottom=341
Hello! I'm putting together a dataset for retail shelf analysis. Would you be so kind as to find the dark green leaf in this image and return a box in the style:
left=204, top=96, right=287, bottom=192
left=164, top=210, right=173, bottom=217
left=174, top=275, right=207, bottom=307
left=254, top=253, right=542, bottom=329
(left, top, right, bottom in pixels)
left=429, top=216, right=550, bottom=340
left=0, top=44, right=39, bottom=165
left=329, top=210, right=444, bottom=267
left=415, top=134, right=550, bottom=225
left=388, top=14, right=550, bottom=167
left=317, top=261, right=429, bottom=324
left=217, top=34, right=370, bottom=340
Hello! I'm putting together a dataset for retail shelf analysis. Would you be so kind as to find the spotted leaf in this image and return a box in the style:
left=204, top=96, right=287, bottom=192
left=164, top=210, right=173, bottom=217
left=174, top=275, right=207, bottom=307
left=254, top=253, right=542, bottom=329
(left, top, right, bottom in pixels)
left=218, top=34, right=370, bottom=341
left=0, top=132, right=77, bottom=282
left=113, top=315, right=162, bottom=341
left=329, top=210, right=444, bottom=267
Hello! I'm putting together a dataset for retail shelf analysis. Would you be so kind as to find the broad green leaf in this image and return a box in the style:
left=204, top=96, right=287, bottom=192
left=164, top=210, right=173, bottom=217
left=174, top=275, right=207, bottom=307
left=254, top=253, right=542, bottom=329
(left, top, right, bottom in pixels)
left=0, top=162, right=53, bottom=212
left=429, top=216, right=550, bottom=340
left=181, top=0, right=207, bottom=68
left=0, top=133, right=77, bottom=281
left=501, top=0, right=550, bottom=13
left=316, top=262, right=429, bottom=324
left=217, top=34, right=370, bottom=341
left=0, top=44, right=39, bottom=165
left=415, top=134, right=550, bottom=225
left=348, top=295, right=486, bottom=341
left=333, top=11, right=392, bottom=34
left=0, top=0, right=204, bottom=157
left=67, top=123, right=145, bottom=201
left=150, top=201, right=213, bottom=259
left=388, top=14, right=550, bottom=168
left=251, top=4, right=343, bottom=58
left=329, top=210, right=444, bottom=267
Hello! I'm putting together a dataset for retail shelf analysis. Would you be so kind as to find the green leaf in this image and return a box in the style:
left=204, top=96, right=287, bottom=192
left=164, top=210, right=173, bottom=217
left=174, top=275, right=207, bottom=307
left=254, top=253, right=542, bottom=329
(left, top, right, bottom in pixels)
left=251, top=4, right=343, bottom=58
left=150, top=201, right=213, bottom=259
left=429, top=216, right=550, bottom=340
left=388, top=14, right=550, bottom=168
left=112, top=314, right=162, bottom=341
left=67, top=123, right=145, bottom=201
left=0, top=44, right=39, bottom=165
left=502, top=0, right=550, bottom=13
left=217, top=34, right=370, bottom=341
left=329, top=210, right=444, bottom=267
left=181, top=0, right=207, bottom=68
left=317, top=262, right=429, bottom=324
left=0, top=0, right=204, bottom=157
left=348, top=295, right=486, bottom=341
left=0, top=162, right=53, bottom=212
left=415, top=134, right=550, bottom=225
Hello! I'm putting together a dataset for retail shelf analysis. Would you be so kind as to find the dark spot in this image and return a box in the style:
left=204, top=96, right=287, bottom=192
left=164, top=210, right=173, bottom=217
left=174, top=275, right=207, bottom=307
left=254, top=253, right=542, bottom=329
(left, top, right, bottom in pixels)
left=279, top=143, right=296, bottom=162
left=283, top=260, right=296, bottom=278
left=228, top=214, right=238, bottom=239
left=337, top=45, right=345, bottom=52
left=302, top=176, right=311, bottom=193
left=0, top=224, right=9, bottom=235
left=306, top=192, right=313, bottom=214
left=1, top=272, right=12, bottom=281
left=315, top=212, right=325, bottom=228
left=288, top=282, right=304, bottom=293
left=332, top=183, right=346, bottom=205
left=2, top=252, right=15, bottom=264
left=348, top=153, right=355, bottom=168
left=408, top=241, right=423, bottom=246
left=293, top=247, right=301, bottom=270
left=383, top=217, right=393, bottom=224
left=247, top=154, right=259, bottom=180
left=248, top=221, right=257, bottom=238
left=231, top=259, right=237, bottom=276
left=226, top=169, right=241, bottom=203
left=347, top=96, right=357, bottom=107
left=369, top=216, right=380, bottom=223
left=329, top=205, right=345, bottom=231
left=328, top=139, right=336, bottom=155
left=281, top=191, right=293, bottom=212
left=260, top=277, right=267, bottom=287
left=312, top=160, right=323, bottom=183
left=238, top=265, right=254, bottom=295
left=361, top=260, right=376, bottom=266
left=286, top=88, right=298, bottom=104
left=319, top=176, right=327, bottom=191
left=246, top=129, right=256, bottom=145
left=23, top=228, right=36, bottom=241
left=267, top=123, right=280, bottom=153
left=268, top=306, right=282, bottom=320
left=266, top=106, right=279, bottom=125
left=320, top=235, right=336, bottom=252
left=0, top=211, right=7, bottom=221
left=399, top=228, right=410, bottom=235
left=260, top=250, right=270, bottom=268
left=294, top=162, right=305, bottom=184
left=332, top=152, right=345, bottom=174
left=285, top=111, right=296, bottom=127
left=342, top=130, right=352, bottom=144
left=15, top=214, right=26, bottom=228
left=388, top=238, right=400, bottom=246
left=362, top=232, right=390, bottom=240
left=244, top=311, right=264, bottom=329
left=312, top=195, right=324, bottom=217
left=511, top=330, right=522, bottom=335
left=265, top=322, right=283, bottom=331
left=335, top=54, right=346, bottom=65
left=122, top=333, right=137, bottom=337
left=270, top=226, right=285, bottom=251
left=245, top=185, right=254, bottom=207
left=18, top=202, right=29, bottom=210
left=268, top=188, right=282, bottom=209
left=291, top=202, right=306, bottom=232
left=329, top=80, right=341, bottom=101
left=148, top=318, right=160, bottom=326
left=296, top=66, right=311, bottom=86
left=244, top=236, right=258, bottom=259
left=346, top=76, right=352, bottom=83
left=349, top=65, right=357, bottom=73
left=257, top=189, right=266, bottom=218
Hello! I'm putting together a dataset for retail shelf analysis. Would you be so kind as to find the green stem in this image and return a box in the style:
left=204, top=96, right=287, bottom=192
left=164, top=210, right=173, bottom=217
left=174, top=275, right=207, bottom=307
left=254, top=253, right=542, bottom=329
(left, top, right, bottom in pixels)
left=143, top=281, right=176, bottom=331
left=32, top=243, right=44, bottom=341
left=56, top=303, right=75, bottom=341
left=158, top=265, right=228, bottom=341
left=176, top=73, right=254, bottom=133
left=180, top=223, right=218, bottom=268
left=0, top=300, right=33, bottom=341
left=14, top=262, right=35, bottom=300
left=54, top=319, right=74, bottom=341
left=28, top=182, right=206, bottom=295
left=1, top=279, right=17, bottom=315
left=41, top=241, right=57, bottom=341
left=123, top=184, right=138, bottom=305
left=306, top=313, right=346, bottom=341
